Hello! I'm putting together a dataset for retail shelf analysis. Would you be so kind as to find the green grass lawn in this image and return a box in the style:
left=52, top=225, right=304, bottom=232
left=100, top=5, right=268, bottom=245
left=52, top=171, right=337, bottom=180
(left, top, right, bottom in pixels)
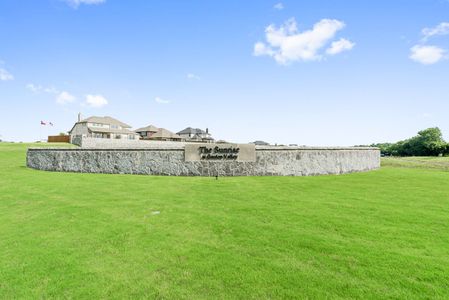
left=1, top=143, right=449, bottom=298
left=382, top=155, right=449, bottom=171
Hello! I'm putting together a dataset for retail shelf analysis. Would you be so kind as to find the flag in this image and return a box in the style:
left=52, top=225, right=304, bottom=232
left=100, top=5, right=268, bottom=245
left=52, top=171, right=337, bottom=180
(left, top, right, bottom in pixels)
left=40, top=121, right=46, bottom=126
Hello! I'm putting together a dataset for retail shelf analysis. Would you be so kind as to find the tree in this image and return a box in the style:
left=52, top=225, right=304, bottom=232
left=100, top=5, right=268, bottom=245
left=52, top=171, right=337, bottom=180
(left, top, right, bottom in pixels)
left=402, top=127, right=446, bottom=156
left=366, top=127, right=448, bottom=157
left=417, top=127, right=447, bottom=155
left=369, top=143, right=394, bottom=156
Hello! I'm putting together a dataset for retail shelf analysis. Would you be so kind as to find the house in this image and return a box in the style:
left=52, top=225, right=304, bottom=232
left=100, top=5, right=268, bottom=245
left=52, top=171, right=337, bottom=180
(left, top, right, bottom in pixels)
left=150, top=128, right=183, bottom=141
left=69, top=115, right=139, bottom=140
left=177, top=127, right=213, bottom=142
left=251, top=140, right=270, bottom=146
left=135, top=125, right=159, bottom=140
left=135, top=125, right=183, bottom=141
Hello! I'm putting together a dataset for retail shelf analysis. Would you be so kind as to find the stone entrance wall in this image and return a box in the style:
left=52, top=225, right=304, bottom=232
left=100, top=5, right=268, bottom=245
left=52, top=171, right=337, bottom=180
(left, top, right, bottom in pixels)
left=27, top=146, right=380, bottom=176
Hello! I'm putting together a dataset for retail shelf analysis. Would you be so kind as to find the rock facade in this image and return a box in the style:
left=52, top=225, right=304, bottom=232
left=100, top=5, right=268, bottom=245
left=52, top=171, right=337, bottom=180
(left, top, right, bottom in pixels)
left=27, top=147, right=380, bottom=176
left=70, top=137, right=185, bottom=149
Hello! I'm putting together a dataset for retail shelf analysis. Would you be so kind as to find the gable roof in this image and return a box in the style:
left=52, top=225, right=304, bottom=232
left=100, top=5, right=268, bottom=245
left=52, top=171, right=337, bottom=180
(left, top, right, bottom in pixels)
left=80, top=116, right=132, bottom=128
left=177, top=127, right=206, bottom=135
left=135, top=125, right=159, bottom=133
left=152, top=128, right=182, bottom=139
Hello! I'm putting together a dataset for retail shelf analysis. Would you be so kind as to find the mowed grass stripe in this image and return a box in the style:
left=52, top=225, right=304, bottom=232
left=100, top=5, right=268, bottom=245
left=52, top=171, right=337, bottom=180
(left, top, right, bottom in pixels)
left=1, top=143, right=449, bottom=298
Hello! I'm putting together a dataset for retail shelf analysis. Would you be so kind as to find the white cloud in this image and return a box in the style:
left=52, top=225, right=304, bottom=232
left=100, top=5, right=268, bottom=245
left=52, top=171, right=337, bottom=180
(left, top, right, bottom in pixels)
left=254, top=42, right=275, bottom=56
left=409, top=45, right=445, bottom=65
left=409, top=23, right=449, bottom=65
left=187, top=73, right=201, bottom=80
left=155, top=96, right=170, bottom=104
left=27, top=83, right=74, bottom=104
left=326, top=38, right=355, bottom=55
left=273, top=3, right=284, bottom=10
left=64, top=0, right=106, bottom=8
left=85, top=94, right=108, bottom=108
left=26, top=83, right=41, bottom=93
left=253, top=18, right=353, bottom=64
left=26, top=83, right=58, bottom=94
left=0, top=68, right=14, bottom=81
left=422, top=22, right=449, bottom=41
left=56, top=91, right=76, bottom=105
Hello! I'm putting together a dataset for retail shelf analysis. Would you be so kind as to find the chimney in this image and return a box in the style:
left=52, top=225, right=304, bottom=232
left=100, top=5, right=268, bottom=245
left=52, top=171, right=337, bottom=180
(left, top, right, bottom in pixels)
left=206, top=128, right=209, bottom=134
left=78, top=113, right=81, bottom=122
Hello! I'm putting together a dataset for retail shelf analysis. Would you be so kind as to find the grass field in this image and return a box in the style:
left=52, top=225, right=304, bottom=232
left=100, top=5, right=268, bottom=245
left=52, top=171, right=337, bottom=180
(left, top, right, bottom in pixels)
left=1, top=143, right=449, bottom=298
left=382, top=155, right=449, bottom=171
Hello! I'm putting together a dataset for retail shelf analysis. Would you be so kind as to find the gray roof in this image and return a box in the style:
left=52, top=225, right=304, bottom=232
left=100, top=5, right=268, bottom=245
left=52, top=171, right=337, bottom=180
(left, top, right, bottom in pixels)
left=135, top=125, right=159, bottom=133
left=177, top=127, right=206, bottom=135
left=193, top=133, right=214, bottom=140
left=80, top=116, right=132, bottom=128
left=151, top=128, right=182, bottom=139
left=89, top=127, right=138, bottom=135
left=251, top=140, right=270, bottom=145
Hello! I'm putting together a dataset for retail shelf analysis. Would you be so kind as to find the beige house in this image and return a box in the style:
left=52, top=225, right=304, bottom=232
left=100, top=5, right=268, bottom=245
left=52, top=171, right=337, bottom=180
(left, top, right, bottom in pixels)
left=135, top=124, right=183, bottom=141
left=135, top=125, right=159, bottom=140
left=151, top=128, right=183, bottom=141
left=69, top=115, right=139, bottom=140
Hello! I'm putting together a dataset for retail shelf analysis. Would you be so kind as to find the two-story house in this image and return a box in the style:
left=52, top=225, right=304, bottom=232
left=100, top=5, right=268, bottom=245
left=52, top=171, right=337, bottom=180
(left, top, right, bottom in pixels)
left=69, top=115, right=139, bottom=141
left=177, top=127, right=213, bottom=142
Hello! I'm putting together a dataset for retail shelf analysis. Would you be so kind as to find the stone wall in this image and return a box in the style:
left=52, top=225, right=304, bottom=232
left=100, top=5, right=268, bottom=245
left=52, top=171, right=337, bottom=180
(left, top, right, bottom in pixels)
left=70, top=136, right=185, bottom=149
left=27, top=146, right=380, bottom=176
left=70, top=135, right=83, bottom=147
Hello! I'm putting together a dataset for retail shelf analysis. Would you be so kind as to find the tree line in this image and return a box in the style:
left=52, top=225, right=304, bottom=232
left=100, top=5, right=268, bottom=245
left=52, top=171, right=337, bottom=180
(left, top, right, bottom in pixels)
left=362, top=127, right=448, bottom=156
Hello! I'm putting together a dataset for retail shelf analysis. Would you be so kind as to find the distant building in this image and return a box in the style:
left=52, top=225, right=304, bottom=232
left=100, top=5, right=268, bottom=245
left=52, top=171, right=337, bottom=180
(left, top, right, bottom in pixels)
left=151, top=128, right=183, bottom=141
left=69, top=115, right=139, bottom=140
left=135, top=125, right=159, bottom=140
left=251, top=140, right=270, bottom=146
left=177, top=127, right=213, bottom=142
left=135, top=125, right=183, bottom=142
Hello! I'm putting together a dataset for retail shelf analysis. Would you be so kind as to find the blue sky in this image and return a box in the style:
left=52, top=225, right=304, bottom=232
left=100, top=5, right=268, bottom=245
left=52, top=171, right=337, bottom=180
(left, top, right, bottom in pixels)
left=1, top=0, right=448, bottom=145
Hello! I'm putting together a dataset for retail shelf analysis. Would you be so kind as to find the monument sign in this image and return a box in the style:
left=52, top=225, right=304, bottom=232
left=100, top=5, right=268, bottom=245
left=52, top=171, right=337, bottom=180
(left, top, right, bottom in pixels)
left=184, top=143, right=256, bottom=162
